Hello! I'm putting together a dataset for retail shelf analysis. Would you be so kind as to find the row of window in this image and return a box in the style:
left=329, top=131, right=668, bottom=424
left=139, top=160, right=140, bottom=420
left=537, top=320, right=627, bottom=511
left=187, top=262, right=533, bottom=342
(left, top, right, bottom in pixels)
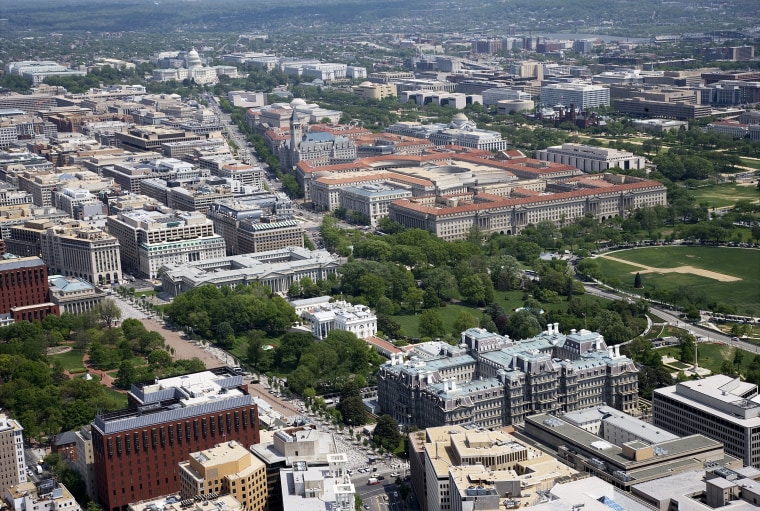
left=104, top=410, right=255, bottom=457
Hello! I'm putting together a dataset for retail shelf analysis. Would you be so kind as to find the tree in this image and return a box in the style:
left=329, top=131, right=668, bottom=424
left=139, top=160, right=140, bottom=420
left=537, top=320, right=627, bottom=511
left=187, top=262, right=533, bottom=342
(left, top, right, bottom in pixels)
left=402, top=287, right=424, bottom=314
left=678, top=334, right=696, bottom=364
left=418, top=309, right=445, bottom=338
left=214, top=321, right=236, bottom=348
left=373, top=414, right=401, bottom=451
left=115, top=360, right=136, bottom=390
left=97, top=299, right=122, bottom=328
left=246, top=330, right=270, bottom=373
left=339, top=389, right=368, bottom=426
left=459, top=273, right=493, bottom=306
left=359, top=273, right=386, bottom=307
left=508, top=310, right=542, bottom=340
left=634, top=272, right=643, bottom=289
left=147, top=350, right=172, bottom=368
left=453, top=312, right=479, bottom=336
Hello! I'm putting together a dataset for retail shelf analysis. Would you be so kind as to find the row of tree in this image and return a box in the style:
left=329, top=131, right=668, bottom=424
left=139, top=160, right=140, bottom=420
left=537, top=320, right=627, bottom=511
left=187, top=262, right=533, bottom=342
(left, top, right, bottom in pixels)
left=166, top=282, right=298, bottom=346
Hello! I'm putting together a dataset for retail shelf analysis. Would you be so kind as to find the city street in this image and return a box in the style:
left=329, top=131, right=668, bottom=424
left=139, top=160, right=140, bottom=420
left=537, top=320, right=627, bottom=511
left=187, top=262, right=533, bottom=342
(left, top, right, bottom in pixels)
left=583, top=282, right=760, bottom=354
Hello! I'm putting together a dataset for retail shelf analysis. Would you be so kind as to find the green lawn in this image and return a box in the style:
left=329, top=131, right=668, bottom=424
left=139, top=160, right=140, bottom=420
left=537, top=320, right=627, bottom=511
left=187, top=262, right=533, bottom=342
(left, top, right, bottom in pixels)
left=659, top=343, right=757, bottom=376
left=595, top=247, right=760, bottom=316
left=738, top=157, right=760, bottom=170
left=390, top=290, right=611, bottom=338
left=391, top=303, right=489, bottom=338
left=687, top=183, right=760, bottom=208
left=49, top=349, right=86, bottom=372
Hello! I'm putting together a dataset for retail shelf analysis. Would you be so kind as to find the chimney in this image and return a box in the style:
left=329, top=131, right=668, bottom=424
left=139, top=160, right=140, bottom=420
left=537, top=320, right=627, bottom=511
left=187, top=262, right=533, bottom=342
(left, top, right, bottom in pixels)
left=547, top=324, right=554, bottom=335
left=553, top=322, right=559, bottom=334
left=451, top=379, right=457, bottom=391
left=608, top=347, right=614, bottom=358
left=614, top=345, right=620, bottom=358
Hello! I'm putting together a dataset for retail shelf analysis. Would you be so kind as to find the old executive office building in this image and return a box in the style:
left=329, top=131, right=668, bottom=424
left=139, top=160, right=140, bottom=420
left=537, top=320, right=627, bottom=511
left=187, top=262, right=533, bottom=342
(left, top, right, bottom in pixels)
left=378, top=326, right=639, bottom=429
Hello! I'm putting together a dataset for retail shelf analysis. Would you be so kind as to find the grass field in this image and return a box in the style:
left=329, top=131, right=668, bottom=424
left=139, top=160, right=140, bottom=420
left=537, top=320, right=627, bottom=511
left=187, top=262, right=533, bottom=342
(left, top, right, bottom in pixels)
left=391, top=303, right=489, bottom=338
left=687, top=183, right=759, bottom=208
left=389, top=290, right=611, bottom=338
left=739, top=157, right=760, bottom=170
left=595, top=247, right=760, bottom=316
left=49, top=349, right=86, bottom=372
left=659, top=343, right=756, bottom=376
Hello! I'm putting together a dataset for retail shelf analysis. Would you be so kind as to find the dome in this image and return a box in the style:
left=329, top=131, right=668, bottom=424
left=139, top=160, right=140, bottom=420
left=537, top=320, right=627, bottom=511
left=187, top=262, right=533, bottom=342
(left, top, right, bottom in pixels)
left=449, top=113, right=473, bottom=129
left=359, top=81, right=372, bottom=87
left=185, top=48, right=202, bottom=68
left=290, top=98, right=307, bottom=106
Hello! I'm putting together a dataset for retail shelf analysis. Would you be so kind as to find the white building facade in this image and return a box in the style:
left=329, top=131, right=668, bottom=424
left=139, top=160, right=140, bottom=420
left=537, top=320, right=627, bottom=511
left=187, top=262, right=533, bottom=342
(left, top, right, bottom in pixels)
left=535, top=143, right=647, bottom=172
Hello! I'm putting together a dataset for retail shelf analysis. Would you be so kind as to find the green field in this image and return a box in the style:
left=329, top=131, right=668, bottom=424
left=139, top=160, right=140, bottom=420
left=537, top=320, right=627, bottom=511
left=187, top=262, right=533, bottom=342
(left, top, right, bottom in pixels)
left=49, top=349, right=86, bottom=372
left=687, top=183, right=760, bottom=208
left=391, top=303, right=489, bottom=339
left=595, top=247, right=760, bottom=316
left=739, top=157, right=760, bottom=170
left=659, top=343, right=756, bottom=376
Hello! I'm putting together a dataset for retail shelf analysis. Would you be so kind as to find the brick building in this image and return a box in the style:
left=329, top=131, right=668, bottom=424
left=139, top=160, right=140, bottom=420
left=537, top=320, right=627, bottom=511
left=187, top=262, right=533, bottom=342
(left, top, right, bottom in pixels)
left=91, top=368, right=260, bottom=511
left=0, top=257, right=58, bottom=323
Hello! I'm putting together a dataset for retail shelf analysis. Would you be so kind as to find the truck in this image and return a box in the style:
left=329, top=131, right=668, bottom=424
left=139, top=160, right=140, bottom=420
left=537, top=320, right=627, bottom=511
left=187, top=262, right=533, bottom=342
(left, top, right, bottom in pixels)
left=367, top=477, right=379, bottom=485
left=36, top=465, right=43, bottom=475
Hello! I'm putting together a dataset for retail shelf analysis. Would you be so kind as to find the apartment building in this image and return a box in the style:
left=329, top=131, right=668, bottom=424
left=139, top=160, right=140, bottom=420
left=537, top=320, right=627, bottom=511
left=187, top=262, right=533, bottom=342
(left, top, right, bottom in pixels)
left=91, top=368, right=260, bottom=511
left=653, top=375, right=760, bottom=468
left=106, top=208, right=225, bottom=279
left=377, top=326, right=639, bottom=430
left=0, top=414, right=26, bottom=496
left=535, top=143, right=647, bottom=173
left=179, top=440, right=267, bottom=511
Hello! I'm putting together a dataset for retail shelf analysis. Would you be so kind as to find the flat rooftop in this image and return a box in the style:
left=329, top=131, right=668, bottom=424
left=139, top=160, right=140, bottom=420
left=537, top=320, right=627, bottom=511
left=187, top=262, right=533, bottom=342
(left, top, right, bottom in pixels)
left=94, top=368, right=251, bottom=434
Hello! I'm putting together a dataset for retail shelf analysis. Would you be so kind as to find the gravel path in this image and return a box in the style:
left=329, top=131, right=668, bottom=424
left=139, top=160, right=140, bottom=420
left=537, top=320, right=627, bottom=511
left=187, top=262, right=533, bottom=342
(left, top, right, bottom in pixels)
left=141, top=318, right=225, bottom=369
left=113, top=296, right=225, bottom=369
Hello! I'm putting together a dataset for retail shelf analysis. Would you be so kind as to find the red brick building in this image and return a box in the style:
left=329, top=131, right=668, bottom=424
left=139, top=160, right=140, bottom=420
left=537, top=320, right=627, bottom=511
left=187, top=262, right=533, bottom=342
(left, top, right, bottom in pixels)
left=0, top=256, right=58, bottom=322
left=91, top=368, right=260, bottom=511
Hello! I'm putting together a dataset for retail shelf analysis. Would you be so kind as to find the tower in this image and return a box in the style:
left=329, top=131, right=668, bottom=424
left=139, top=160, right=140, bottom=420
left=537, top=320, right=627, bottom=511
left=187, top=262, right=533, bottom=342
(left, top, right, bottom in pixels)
left=289, top=109, right=302, bottom=169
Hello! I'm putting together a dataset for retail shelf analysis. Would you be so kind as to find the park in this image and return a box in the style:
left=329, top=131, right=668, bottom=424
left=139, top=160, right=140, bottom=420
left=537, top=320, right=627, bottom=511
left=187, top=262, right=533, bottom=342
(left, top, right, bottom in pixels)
left=594, top=246, right=760, bottom=317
